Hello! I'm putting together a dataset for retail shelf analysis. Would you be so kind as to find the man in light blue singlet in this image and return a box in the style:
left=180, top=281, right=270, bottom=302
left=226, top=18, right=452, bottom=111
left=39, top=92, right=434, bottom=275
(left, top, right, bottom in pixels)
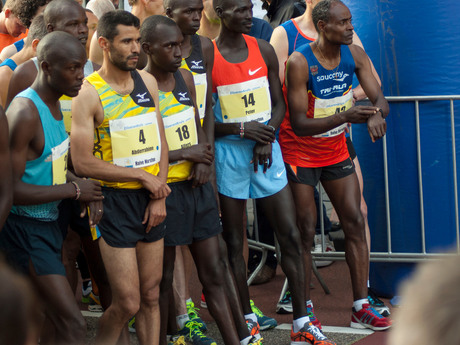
left=0, top=31, right=104, bottom=345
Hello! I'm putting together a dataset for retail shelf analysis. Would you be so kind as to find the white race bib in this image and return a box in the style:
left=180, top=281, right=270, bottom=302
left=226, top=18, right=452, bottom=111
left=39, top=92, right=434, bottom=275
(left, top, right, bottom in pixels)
left=313, top=93, right=353, bottom=138
left=217, top=76, right=271, bottom=124
left=110, top=112, right=161, bottom=168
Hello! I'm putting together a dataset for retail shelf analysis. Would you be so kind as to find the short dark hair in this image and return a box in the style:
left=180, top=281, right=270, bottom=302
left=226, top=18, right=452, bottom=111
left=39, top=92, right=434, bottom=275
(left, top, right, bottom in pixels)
left=97, top=9, right=139, bottom=42
left=24, top=13, right=47, bottom=47
left=36, top=30, right=84, bottom=64
left=312, top=0, right=344, bottom=32
left=140, top=14, right=177, bottom=45
left=44, top=0, right=82, bottom=27
left=4, top=0, right=50, bottom=28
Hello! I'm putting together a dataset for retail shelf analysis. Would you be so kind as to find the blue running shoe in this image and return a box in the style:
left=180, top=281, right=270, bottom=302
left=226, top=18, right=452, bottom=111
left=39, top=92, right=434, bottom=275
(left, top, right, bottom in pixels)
left=186, top=300, right=207, bottom=332
left=250, top=300, right=277, bottom=330
left=179, top=320, right=217, bottom=345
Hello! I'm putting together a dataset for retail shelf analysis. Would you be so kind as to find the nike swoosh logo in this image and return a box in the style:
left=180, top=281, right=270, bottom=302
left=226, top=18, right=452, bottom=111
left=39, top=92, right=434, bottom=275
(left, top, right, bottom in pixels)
left=277, top=168, right=285, bottom=178
left=248, top=67, right=262, bottom=76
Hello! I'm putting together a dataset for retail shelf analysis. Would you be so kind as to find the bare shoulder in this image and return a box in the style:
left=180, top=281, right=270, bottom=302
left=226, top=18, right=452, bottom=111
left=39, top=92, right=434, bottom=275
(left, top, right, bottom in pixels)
left=179, top=68, right=195, bottom=89
left=138, top=69, right=159, bottom=100
left=74, top=79, right=100, bottom=103
left=199, top=35, right=213, bottom=52
left=348, top=44, right=368, bottom=65
left=287, top=51, right=308, bottom=68
left=7, top=95, right=40, bottom=131
left=271, top=25, right=288, bottom=46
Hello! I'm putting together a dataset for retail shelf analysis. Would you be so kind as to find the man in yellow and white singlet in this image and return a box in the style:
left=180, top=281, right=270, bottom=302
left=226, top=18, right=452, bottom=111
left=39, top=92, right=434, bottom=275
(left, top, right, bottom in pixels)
left=71, top=10, right=170, bottom=345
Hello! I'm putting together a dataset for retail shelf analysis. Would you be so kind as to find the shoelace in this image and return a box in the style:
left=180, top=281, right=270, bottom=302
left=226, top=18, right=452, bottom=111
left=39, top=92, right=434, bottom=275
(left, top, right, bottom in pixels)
left=186, top=321, right=207, bottom=339
left=187, top=302, right=200, bottom=319
left=250, top=301, right=265, bottom=317
left=307, top=325, right=327, bottom=340
left=364, top=305, right=385, bottom=319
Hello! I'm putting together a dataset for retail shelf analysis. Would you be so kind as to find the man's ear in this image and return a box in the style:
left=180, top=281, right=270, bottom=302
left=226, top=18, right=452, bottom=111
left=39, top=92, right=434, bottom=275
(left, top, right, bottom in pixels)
left=4, top=8, right=11, bottom=19
left=31, top=38, right=40, bottom=52
left=141, top=41, right=151, bottom=55
left=40, top=60, right=50, bottom=75
left=165, top=7, right=172, bottom=18
left=98, top=36, right=109, bottom=50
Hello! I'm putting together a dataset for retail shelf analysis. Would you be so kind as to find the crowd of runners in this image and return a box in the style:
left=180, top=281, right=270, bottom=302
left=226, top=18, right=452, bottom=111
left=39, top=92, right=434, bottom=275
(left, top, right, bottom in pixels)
left=0, top=0, right=391, bottom=344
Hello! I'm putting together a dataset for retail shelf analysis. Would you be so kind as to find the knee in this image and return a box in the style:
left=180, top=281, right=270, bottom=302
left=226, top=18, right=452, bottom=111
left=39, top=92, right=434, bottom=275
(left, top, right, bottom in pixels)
left=222, top=234, right=243, bottom=262
left=277, top=225, right=303, bottom=259
left=342, top=212, right=366, bottom=242
left=113, top=293, right=141, bottom=319
left=200, top=260, right=225, bottom=289
left=141, top=284, right=160, bottom=309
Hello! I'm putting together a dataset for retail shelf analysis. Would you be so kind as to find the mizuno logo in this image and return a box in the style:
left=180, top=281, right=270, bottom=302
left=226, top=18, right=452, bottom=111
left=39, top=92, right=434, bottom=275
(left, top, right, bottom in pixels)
left=178, top=92, right=188, bottom=98
left=136, top=91, right=151, bottom=103
left=248, top=67, right=262, bottom=76
left=178, top=92, right=190, bottom=101
left=190, top=60, right=204, bottom=70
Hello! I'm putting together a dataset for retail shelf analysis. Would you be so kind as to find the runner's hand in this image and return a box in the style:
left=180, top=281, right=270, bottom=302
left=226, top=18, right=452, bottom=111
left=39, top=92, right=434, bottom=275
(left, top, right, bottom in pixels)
left=80, top=200, right=104, bottom=226
left=343, top=106, right=377, bottom=124
left=141, top=172, right=171, bottom=199
left=77, top=179, right=104, bottom=202
left=188, top=163, right=210, bottom=187
left=143, top=198, right=166, bottom=232
left=183, top=143, right=214, bottom=165
left=367, top=110, right=387, bottom=142
left=243, top=121, right=275, bottom=144
left=251, top=142, right=272, bottom=173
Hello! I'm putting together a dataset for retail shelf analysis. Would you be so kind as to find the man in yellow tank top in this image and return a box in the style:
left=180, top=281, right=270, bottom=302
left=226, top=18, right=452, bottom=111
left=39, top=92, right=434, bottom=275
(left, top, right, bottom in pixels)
left=71, top=10, right=170, bottom=345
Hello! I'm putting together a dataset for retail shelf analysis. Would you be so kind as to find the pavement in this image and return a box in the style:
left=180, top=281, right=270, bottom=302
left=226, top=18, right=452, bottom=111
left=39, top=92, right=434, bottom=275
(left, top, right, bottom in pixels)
left=81, top=260, right=393, bottom=345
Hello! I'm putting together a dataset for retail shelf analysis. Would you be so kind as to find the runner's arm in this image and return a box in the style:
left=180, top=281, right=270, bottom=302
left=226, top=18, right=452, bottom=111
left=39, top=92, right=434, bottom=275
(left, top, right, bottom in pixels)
left=7, top=99, right=98, bottom=204
left=286, top=51, right=376, bottom=137
left=0, top=107, right=12, bottom=227
left=71, top=80, right=163, bottom=188
left=269, top=25, right=289, bottom=84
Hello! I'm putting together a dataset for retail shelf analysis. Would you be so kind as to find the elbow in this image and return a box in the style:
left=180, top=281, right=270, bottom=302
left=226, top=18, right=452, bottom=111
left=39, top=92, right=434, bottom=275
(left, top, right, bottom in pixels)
left=72, top=156, right=91, bottom=178
left=290, top=117, right=305, bottom=137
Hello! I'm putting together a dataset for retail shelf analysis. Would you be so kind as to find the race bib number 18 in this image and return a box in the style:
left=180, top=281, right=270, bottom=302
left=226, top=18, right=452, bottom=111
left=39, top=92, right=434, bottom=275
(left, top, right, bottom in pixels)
left=163, top=107, right=198, bottom=152
left=110, top=112, right=161, bottom=168
left=217, top=76, right=271, bottom=124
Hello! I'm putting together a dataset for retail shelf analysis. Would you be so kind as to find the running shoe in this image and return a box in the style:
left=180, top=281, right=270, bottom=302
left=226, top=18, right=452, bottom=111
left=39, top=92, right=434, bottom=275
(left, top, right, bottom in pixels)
left=350, top=303, right=392, bottom=331
left=246, top=319, right=261, bottom=340
left=276, top=290, right=293, bottom=314
left=248, top=335, right=264, bottom=345
left=168, top=335, right=187, bottom=345
left=306, top=303, right=322, bottom=330
left=367, top=288, right=391, bottom=317
left=200, top=292, right=207, bottom=308
left=250, top=300, right=277, bottom=330
left=187, top=300, right=207, bottom=332
left=179, top=320, right=217, bottom=345
left=88, top=292, right=103, bottom=312
left=81, top=281, right=92, bottom=303
left=290, top=322, right=336, bottom=345
left=128, top=317, right=136, bottom=333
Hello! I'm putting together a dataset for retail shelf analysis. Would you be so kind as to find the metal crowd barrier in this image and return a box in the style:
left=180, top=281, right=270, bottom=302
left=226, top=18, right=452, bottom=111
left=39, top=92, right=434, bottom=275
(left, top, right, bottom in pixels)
left=248, top=95, right=460, bottom=292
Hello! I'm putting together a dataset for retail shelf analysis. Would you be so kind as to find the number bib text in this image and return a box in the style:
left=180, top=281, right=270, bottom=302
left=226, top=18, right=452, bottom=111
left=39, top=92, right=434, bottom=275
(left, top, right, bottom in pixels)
left=52, top=137, right=69, bottom=185
left=109, top=113, right=161, bottom=168
left=313, top=93, right=353, bottom=138
left=163, top=107, right=198, bottom=154
left=217, top=77, right=271, bottom=124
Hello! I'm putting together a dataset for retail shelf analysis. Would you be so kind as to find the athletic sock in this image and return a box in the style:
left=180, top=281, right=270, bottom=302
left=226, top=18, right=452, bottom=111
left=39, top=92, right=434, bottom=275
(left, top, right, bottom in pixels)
left=306, top=300, right=313, bottom=308
left=186, top=297, right=193, bottom=304
left=244, top=313, right=257, bottom=323
left=367, top=280, right=370, bottom=288
left=353, top=298, right=369, bottom=312
left=293, top=316, right=310, bottom=333
left=177, top=314, right=190, bottom=330
left=240, top=335, right=252, bottom=345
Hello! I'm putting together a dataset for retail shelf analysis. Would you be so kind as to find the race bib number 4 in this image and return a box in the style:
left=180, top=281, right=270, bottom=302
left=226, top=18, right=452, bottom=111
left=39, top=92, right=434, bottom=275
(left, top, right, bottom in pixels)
left=313, top=93, right=353, bottom=138
left=52, top=137, right=69, bottom=185
left=217, top=77, right=271, bottom=124
left=163, top=107, right=198, bottom=152
left=110, top=113, right=161, bottom=168
left=193, top=73, right=207, bottom=120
